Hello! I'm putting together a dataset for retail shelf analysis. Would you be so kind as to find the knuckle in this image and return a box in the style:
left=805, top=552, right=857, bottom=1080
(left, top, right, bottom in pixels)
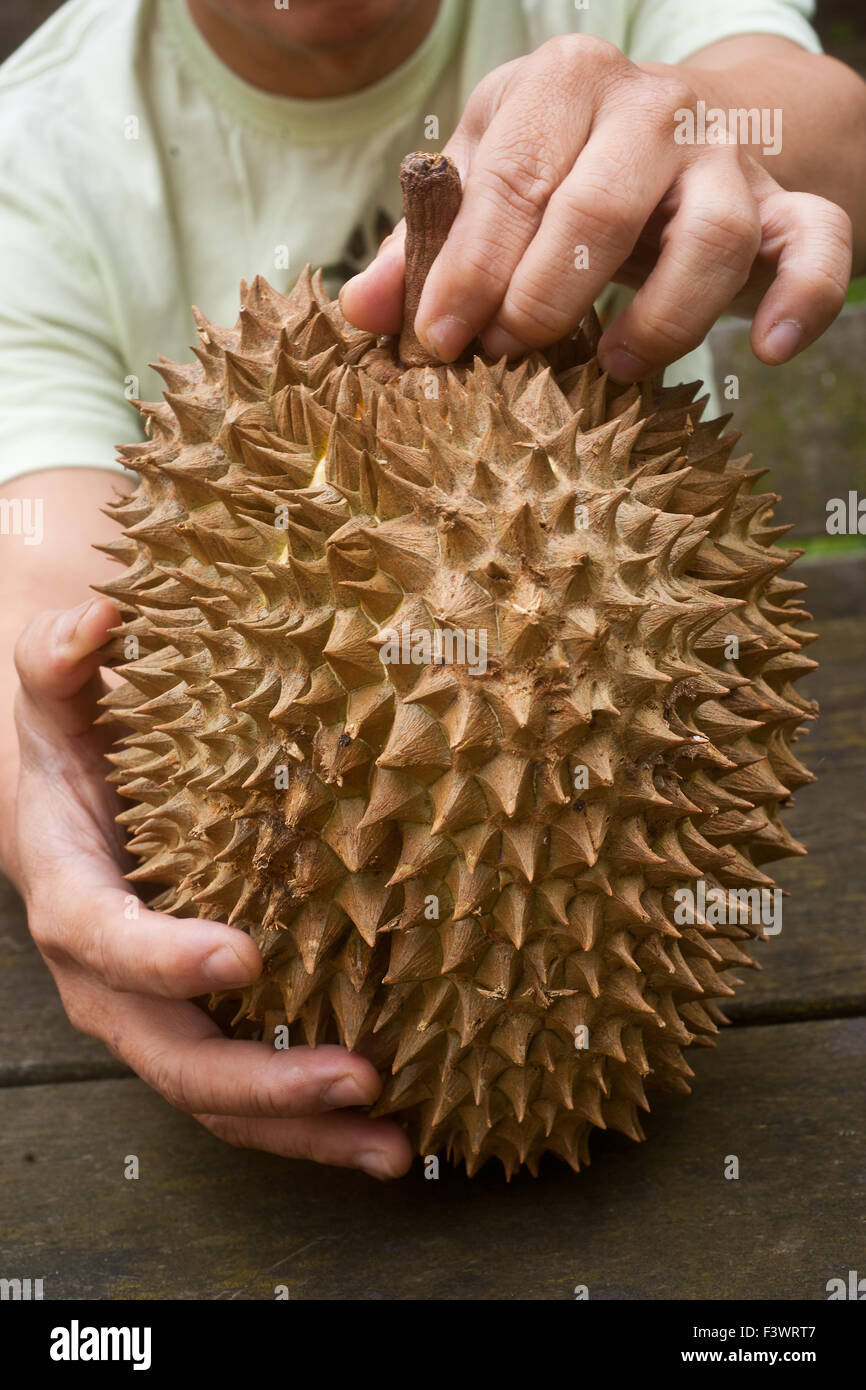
left=58, top=986, right=92, bottom=1037
left=685, top=205, right=761, bottom=270
left=12, top=618, right=41, bottom=686
left=478, top=149, right=559, bottom=224
left=798, top=257, right=850, bottom=308
left=103, top=1024, right=127, bottom=1062
left=136, top=940, right=181, bottom=999
left=27, top=905, right=58, bottom=950
left=639, top=86, right=695, bottom=137
left=151, top=1055, right=194, bottom=1113
left=652, top=73, right=696, bottom=115
left=197, top=1113, right=249, bottom=1149
left=638, top=77, right=696, bottom=137
left=450, top=233, right=514, bottom=298
left=461, top=61, right=522, bottom=132
left=258, top=1053, right=300, bottom=1118
left=796, top=190, right=851, bottom=230
left=538, top=33, right=620, bottom=74
left=12, top=691, right=34, bottom=755
left=503, top=279, right=568, bottom=342
left=631, top=306, right=699, bottom=360
left=91, top=920, right=124, bottom=990
left=38, top=939, right=67, bottom=970
left=13, top=610, right=61, bottom=692
left=477, top=59, right=520, bottom=101
left=824, top=200, right=854, bottom=243
left=38, top=939, right=70, bottom=976
left=12, top=690, right=58, bottom=775
left=773, top=194, right=853, bottom=306
left=555, top=178, right=639, bottom=259
left=29, top=899, right=81, bottom=964
left=811, top=200, right=854, bottom=261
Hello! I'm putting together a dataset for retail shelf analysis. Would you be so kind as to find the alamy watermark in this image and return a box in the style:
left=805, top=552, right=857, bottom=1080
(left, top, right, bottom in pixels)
left=0, top=1276, right=43, bottom=1300
left=674, top=101, right=782, bottom=158
left=50, top=1321, right=151, bottom=1370
left=826, top=491, right=866, bottom=534
left=378, top=620, right=487, bottom=676
left=673, top=879, right=782, bottom=935
left=0, top=497, right=43, bottom=545
left=827, top=1270, right=866, bottom=1299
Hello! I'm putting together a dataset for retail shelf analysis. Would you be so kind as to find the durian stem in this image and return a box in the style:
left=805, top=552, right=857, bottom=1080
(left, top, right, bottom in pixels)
left=398, top=151, right=462, bottom=367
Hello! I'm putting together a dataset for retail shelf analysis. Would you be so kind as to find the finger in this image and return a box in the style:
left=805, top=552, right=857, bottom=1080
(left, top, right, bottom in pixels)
left=33, top=875, right=263, bottom=996
left=197, top=1109, right=413, bottom=1179
left=745, top=175, right=852, bottom=363
left=413, top=70, right=597, bottom=361
left=14, top=598, right=120, bottom=740
left=440, top=60, right=509, bottom=181
left=55, top=947, right=410, bottom=1176
left=104, top=990, right=389, bottom=1122
left=338, top=89, right=487, bottom=338
left=339, top=61, right=518, bottom=342
left=339, top=221, right=406, bottom=335
left=480, top=115, right=678, bottom=358
left=598, top=154, right=762, bottom=381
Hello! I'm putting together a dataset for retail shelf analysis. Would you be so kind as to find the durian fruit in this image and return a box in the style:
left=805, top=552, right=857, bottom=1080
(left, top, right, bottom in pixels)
left=98, top=153, right=817, bottom=1177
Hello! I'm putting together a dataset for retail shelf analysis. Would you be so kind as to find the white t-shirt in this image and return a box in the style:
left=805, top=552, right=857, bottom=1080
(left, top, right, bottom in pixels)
left=0, top=0, right=821, bottom=485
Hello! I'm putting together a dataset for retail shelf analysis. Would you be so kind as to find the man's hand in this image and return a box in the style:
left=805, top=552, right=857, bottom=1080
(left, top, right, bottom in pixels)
left=13, top=597, right=412, bottom=1179
left=341, top=34, right=857, bottom=380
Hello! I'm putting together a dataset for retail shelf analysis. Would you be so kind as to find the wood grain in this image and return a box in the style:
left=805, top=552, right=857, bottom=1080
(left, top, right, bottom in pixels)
left=0, top=1016, right=861, bottom=1300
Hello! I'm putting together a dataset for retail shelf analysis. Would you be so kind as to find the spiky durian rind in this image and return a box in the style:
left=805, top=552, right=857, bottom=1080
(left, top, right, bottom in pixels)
left=98, top=267, right=817, bottom=1177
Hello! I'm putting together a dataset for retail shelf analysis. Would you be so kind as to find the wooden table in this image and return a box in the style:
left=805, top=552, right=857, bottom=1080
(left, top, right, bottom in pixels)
left=1, top=555, right=863, bottom=1301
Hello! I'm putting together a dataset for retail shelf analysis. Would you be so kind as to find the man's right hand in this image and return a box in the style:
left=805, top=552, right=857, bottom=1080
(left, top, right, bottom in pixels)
left=13, top=596, right=412, bottom=1179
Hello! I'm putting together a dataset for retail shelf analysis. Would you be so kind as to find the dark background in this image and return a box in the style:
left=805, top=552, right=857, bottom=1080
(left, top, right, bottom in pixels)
left=0, top=0, right=64, bottom=59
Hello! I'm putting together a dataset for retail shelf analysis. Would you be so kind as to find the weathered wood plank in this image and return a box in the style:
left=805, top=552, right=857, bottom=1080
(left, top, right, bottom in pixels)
left=0, top=1016, right=861, bottom=1300
left=0, top=876, right=129, bottom=1086
left=796, top=552, right=866, bottom=621
left=729, top=561, right=866, bottom=1020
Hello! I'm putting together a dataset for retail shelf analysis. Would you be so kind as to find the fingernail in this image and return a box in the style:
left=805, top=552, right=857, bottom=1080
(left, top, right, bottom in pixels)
left=763, top=318, right=802, bottom=363
left=356, top=1150, right=397, bottom=1181
left=599, top=346, right=650, bottom=382
left=321, top=1075, right=372, bottom=1108
left=54, top=598, right=99, bottom=649
left=421, top=315, right=471, bottom=362
left=204, top=944, right=254, bottom=988
left=482, top=326, right=527, bottom=360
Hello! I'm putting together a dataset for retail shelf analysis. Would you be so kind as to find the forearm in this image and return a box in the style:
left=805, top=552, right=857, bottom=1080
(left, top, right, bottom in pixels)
left=0, top=467, right=131, bottom=887
left=647, top=36, right=866, bottom=272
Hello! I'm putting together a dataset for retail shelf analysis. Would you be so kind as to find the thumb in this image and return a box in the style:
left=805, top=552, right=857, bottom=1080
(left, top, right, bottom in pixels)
left=339, top=126, right=477, bottom=336
left=339, top=220, right=407, bottom=336
left=14, top=597, right=121, bottom=740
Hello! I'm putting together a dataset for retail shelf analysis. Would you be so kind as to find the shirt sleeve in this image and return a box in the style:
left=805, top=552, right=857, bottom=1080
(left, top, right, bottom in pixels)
left=626, top=0, right=821, bottom=65
left=0, top=101, right=139, bottom=487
